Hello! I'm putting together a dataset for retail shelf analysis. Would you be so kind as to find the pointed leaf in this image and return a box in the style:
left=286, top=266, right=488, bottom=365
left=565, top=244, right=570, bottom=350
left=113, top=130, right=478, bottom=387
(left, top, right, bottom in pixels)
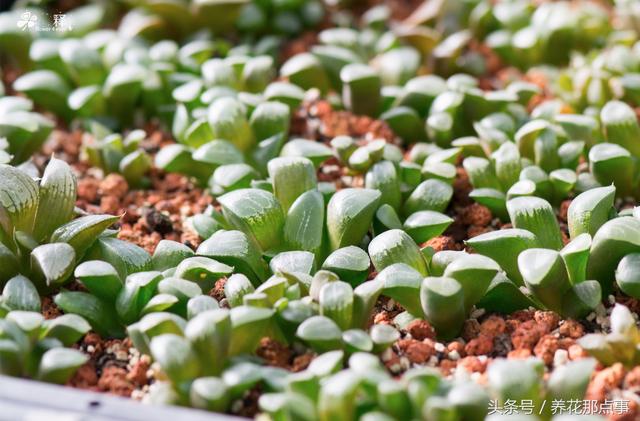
left=74, top=260, right=123, bottom=301
left=37, top=348, right=88, bottom=384
left=31, top=243, right=76, bottom=287
left=284, top=190, right=325, bottom=254
left=327, top=188, right=381, bottom=250
left=2, top=275, right=40, bottom=312
left=50, top=214, right=119, bottom=257
left=33, top=158, right=76, bottom=242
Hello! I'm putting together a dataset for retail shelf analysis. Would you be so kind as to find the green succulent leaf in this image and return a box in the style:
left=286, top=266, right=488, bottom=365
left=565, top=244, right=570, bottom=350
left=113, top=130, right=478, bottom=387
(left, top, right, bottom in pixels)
left=115, top=271, right=163, bottom=325
left=284, top=190, right=325, bottom=255
left=444, top=254, right=500, bottom=311
left=321, top=246, right=370, bottom=287
left=197, top=230, right=268, bottom=284
left=54, top=290, right=122, bottom=338
left=327, top=188, right=381, bottom=251
left=2, top=275, right=40, bottom=312
left=560, top=233, right=591, bottom=285
left=567, top=185, right=615, bottom=239
left=587, top=217, right=640, bottom=294
left=297, top=315, right=343, bottom=353
left=561, top=280, right=602, bottom=319
left=404, top=179, right=453, bottom=216
left=50, top=214, right=119, bottom=258
left=187, top=296, right=220, bottom=320
left=616, top=253, right=640, bottom=299
left=547, top=359, right=597, bottom=401
left=518, top=248, right=572, bottom=312
left=352, top=280, right=383, bottom=329
left=377, top=263, right=423, bottom=317
left=420, top=277, right=466, bottom=340
left=507, top=196, right=562, bottom=250
left=13, top=70, right=71, bottom=119
left=403, top=211, right=453, bottom=244
left=487, top=359, right=542, bottom=404
left=31, top=243, right=76, bottom=287
left=141, top=294, right=180, bottom=316
left=229, top=306, right=274, bottom=355
left=601, top=100, right=640, bottom=157
left=268, top=157, right=317, bottom=213
left=477, top=272, right=537, bottom=314
left=340, top=63, right=381, bottom=117
left=41, top=314, right=91, bottom=346
left=33, top=158, right=76, bottom=242
left=466, top=228, right=538, bottom=285
left=369, top=229, right=428, bottom=275
left=37, top=348, right=88, bottom=384
left=250, top=101, right=291, bottom=142
left=190, top=377, right=230, bottom=412
left=150, top=333, right=201, bottom=384
left=84, top=237, right=151, bottom=280
left=0, top=164, right=39, bottom=240
left=218, top=188, right=284, bottom=252
left=152, top=240, right=195, bottom=271
left=270, top=251, right=316, bottom=277
left=74, top=260, right=123, bottom=302
left=185, top=309, right=231, bottom=376
left=174, top=256, right=233, bottom=293
left=208, top=97, right=255, bottom=152
left=319, top=281, right=353, bottom=330
left=588, top=143, right=635, bottom=198
left=365, top=161, right=401, bottom=211
left=280, top=139, right=333, bottom=168
left=469, top=188, right=507, bottom=221
left=370, top=324, right=400, bottom=353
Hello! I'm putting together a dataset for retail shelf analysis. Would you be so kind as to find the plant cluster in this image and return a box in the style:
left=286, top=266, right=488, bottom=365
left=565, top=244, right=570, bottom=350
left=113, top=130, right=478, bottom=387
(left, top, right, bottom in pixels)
left=81, top=127, right=152, bottom=188
left=579, top=304, right=640, bottom=368
left=0, top=92, right=54, bottom=165
left=2, top=0, right=640, bottom=419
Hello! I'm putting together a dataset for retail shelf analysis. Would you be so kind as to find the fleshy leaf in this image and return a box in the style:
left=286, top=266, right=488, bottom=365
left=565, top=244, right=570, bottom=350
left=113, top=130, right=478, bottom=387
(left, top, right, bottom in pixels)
left=327, top=188, right=381, bottom=250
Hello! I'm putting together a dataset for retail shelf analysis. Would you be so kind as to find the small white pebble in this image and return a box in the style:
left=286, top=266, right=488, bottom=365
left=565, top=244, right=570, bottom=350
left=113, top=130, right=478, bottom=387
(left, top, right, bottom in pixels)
left=448, top=350, right=461, bottom=361
left=231, top=400, right=243, bottom=413
left=399, top=356, right=411, bottom=371
left=470, top=308, right=485, bottom=319
left=388, top=362, right=402, bottom=374
left=553, top=349, right=569, bottom=367
left=428, top=356, right=438, bottom=366
left=380, top=348, right=392, bottom=362
left=87, top=345, right=95, bottom=353
left=608, top=295, right=616, bottom=305
left=384, top=299, right=396, bottom=311
left=478, top=355, right=488, bottom=363
left=131, top=389, right=145, bottom=400
left=586, top=312, right=596, bottom=322
left=434, top=343, right=446, bottom=352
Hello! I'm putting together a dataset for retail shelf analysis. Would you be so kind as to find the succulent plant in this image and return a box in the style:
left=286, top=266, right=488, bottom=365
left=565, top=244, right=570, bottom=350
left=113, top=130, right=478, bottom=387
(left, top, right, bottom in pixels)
left=0, top=310, right=90, bottom=384
left=0, top=159, right=119, bottom=291
left=82, top=128, right=152, bottom=188
left=579, top=304, right=640, bottom=367
left=3, top=1, right=640, bottom=419
left=0, top=94, right=54, bottom=165
left=472, top=0, right=610, bottom=69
